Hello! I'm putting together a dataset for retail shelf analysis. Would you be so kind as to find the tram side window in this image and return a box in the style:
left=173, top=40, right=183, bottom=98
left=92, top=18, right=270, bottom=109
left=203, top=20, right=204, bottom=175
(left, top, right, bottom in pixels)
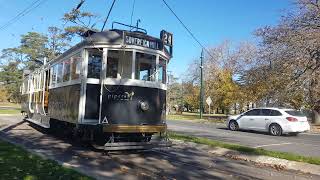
left=57, top=63, right=63, bottom=83
left=23, top=79, right=28, bottom=94
left=51, top=65, right=57, bottom=86
left=71, top=53, right=81, bottom=80
left=158, top=58, right=166, bottom=84
left=87, top=49, right=102, bottom=79
left=135, top=52, right=156, bottom=81
left=63, top=59, right=71, bottom=82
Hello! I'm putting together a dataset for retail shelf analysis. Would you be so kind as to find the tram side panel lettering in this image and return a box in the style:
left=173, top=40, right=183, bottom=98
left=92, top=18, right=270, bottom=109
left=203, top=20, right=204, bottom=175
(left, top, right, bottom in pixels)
left=48, top=85, right=80, bottom=123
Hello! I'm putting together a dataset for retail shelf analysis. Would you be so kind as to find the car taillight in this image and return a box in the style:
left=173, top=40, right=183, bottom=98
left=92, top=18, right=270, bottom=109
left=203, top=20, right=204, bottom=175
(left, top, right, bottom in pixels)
left=286, top=117, right=298, bottom=122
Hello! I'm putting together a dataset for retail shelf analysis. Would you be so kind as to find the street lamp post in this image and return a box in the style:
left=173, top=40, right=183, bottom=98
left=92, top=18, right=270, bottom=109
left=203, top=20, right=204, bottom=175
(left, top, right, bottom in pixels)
left=200, top=49, right=204, bottom=119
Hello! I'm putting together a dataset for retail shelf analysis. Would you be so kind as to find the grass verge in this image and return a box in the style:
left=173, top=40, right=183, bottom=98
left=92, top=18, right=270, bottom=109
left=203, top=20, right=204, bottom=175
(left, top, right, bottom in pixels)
left=0, top=140, right=93, bottom=180
left=0, top=102, right=20, bottom=108
left=167, top=113, right=227, bottom=122
left=168, top=132, right=320, bottom=165
left=0, top=109, right=21, bottom=114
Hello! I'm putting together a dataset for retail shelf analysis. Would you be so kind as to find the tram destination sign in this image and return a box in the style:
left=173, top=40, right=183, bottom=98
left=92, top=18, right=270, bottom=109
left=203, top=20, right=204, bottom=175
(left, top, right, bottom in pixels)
left=124, top=33, right=161, bottom=50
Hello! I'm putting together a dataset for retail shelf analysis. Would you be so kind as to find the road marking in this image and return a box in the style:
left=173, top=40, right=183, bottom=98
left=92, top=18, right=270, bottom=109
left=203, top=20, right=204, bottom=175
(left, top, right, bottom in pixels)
left=254, top=142, right=292, bottom=148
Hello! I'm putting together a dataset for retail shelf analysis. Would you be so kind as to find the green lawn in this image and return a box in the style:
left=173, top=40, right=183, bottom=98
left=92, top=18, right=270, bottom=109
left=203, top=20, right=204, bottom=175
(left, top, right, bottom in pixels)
left=0, top=140, right=93, bottom=180
left=167, top=112, right=227, bottom=122
left=0, top=109, right=21, bottom=114
left=0, top=102, right=20, bottom=108
left=0, top=102, right=21, bottom=114
left=169, top=132, right=320, bottom=165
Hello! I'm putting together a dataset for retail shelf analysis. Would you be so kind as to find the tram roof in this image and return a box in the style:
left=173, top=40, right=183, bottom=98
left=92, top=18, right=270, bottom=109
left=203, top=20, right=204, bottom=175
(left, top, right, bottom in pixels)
left=50, top=29, right=171, bottom=65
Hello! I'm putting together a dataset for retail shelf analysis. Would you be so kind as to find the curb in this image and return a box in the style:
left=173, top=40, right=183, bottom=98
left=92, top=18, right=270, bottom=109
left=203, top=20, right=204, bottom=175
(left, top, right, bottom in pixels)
left=172, top=140, right=320, bottom=176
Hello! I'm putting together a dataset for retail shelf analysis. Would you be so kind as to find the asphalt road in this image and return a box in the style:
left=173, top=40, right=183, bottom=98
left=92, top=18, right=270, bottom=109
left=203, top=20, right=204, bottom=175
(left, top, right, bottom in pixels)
left=0, top=115, right=318, bottom=179
left=167, top=120, right=320, bottom=157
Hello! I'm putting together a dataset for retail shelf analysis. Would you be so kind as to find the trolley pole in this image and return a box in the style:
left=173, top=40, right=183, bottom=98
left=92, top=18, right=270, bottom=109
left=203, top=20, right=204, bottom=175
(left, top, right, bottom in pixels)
left=200, top=49, right=204, bottom=119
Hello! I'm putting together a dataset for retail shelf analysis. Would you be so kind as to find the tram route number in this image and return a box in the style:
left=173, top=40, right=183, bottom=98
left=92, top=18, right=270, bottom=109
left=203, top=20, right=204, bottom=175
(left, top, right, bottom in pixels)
left=160, top=30, right=173, bottom=47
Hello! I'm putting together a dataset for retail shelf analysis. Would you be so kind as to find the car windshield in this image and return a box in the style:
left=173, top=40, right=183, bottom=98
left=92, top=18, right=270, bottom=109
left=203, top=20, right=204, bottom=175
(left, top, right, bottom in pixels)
left=285, top=110, right=305, bottom=117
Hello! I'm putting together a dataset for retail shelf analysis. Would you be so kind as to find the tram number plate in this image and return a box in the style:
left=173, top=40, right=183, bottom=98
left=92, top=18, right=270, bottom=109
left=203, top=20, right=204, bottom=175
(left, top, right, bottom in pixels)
left=161, top=30, right=173, bottom=47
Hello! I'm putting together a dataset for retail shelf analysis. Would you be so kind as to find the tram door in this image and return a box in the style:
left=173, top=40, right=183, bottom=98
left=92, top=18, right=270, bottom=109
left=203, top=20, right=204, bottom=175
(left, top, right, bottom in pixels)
left=84, top=48, right=103, bottom=124
left=43, top=69, right=49, bottom=113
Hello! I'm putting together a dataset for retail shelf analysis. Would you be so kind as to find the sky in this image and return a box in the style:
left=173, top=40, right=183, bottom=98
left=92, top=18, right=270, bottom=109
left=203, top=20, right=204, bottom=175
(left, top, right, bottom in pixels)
left=0, top=0, right=293, bottom=77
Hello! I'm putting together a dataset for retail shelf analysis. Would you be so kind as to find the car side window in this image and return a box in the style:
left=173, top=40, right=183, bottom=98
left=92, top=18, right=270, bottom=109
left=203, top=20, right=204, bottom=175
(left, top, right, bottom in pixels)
left=261, top=109, right=271, bottom=116
left=244, top=109, right=261, bottom=116
left=270, top=110, right=282, bottom=116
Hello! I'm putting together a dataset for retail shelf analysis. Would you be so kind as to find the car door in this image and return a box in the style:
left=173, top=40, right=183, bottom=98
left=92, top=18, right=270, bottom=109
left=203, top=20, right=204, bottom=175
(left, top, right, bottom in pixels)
left=250, top=109, right=271, bottom=131
left=238, top=109, right=261, bottom=130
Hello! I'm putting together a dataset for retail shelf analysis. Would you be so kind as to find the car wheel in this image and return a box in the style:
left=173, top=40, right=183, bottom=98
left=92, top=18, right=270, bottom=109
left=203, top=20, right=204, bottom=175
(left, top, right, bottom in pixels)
left=229, top=120, right=239, bottom=131
left=269, top=124, right=282, bottom=136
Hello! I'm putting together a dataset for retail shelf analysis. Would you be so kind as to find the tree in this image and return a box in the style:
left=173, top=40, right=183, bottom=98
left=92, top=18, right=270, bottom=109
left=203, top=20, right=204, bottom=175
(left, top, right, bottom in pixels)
left=46, top=26, right=71, bottom=60
left=0, top=28, right=70, bottom=102
left=255, top=0, right=320, bottom=123
left=20, top=32, right=48, bottom=69
left=0, top=62, right=22, bottom=102
left=184, top=41, right=258, bottom=114
left=62, top=8, right=99, bottom=38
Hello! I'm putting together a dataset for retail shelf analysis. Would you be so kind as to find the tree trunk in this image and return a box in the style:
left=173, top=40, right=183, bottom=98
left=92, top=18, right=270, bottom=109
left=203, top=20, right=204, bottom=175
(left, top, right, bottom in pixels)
left=314, top=110, right=320, bottom=125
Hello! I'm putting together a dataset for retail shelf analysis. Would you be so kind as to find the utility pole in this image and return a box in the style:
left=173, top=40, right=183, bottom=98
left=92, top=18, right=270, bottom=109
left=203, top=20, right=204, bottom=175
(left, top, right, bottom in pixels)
left=200, top=49, right=204, bottom=119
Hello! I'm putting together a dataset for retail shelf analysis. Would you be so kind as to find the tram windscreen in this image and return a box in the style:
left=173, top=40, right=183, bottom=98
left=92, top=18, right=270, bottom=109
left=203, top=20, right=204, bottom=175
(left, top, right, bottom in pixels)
left=107, top=50, right=132, bottom=79
left=135, top=52, right=156, bottom=81
left=87, top=49, right=102, bottom=79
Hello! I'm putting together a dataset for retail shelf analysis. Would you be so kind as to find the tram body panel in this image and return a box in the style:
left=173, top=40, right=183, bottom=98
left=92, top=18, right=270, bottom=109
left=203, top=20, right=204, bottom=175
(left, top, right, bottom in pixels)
left=48, top=85, right=81, bottom=124
left=100, top=85, right=166, bottom=125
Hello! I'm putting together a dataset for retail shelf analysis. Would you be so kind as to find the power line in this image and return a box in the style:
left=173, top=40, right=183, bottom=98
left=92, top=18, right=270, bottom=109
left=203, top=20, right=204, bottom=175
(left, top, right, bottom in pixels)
left=101, top=0, right=117, bottom=31
left=161, top=0, right=214, bottom=59
left=0, top=0, right=48, bottom=31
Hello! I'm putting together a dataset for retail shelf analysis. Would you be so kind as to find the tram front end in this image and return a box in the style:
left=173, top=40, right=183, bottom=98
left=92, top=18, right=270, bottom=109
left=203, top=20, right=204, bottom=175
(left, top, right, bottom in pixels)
left=83, top=28, right=173, bottom=150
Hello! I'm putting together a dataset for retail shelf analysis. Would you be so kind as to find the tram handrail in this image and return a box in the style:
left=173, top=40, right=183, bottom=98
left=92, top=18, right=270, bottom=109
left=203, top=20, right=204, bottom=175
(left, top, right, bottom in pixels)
left=111, top=21, right=147, bottom=34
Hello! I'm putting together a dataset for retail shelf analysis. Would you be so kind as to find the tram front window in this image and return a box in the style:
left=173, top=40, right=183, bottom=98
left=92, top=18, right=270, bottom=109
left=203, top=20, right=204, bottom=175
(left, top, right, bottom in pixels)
left=88, top=49, right=102, bottom=79
left=135, top=52, right=156, bottom=81
left=106, top=50, right=132, bottom=79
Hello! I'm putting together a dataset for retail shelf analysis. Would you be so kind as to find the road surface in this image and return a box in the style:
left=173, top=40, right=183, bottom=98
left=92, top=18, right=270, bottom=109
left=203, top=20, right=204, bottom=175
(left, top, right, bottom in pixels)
left=0, top=115, right=318, bottom=179
left=167, top=120, right=320, bottom=157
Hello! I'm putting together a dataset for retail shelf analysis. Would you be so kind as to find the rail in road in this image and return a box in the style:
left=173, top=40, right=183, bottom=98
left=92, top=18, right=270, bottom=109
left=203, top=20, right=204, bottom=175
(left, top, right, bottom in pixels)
left=0, top=115, right=318, bottom=179
left=167, top=120, right=320, bottom=157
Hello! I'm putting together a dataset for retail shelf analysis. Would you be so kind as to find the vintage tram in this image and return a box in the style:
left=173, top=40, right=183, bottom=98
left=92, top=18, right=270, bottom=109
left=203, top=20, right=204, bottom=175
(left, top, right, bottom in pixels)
left=20, top=24, right=173, bottom=150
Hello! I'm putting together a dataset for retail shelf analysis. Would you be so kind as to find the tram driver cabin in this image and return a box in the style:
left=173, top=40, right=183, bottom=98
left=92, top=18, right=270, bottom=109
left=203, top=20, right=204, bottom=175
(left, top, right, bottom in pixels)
left=20, top=28, right=173, bottom=150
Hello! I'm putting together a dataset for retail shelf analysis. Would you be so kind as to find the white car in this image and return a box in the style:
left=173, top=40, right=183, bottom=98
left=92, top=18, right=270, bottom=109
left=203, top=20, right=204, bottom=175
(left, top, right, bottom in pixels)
left=226, top=108, right=310, bottom=136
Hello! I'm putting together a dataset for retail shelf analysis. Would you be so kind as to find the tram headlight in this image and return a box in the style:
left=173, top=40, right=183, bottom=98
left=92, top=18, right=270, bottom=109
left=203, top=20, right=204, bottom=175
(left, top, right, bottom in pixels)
left=140, top=101, right=149, bottom=111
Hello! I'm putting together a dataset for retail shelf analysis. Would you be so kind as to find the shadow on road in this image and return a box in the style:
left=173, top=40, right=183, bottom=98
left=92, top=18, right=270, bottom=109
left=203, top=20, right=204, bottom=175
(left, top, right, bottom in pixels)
left=0, top=121, right=316, bottom=180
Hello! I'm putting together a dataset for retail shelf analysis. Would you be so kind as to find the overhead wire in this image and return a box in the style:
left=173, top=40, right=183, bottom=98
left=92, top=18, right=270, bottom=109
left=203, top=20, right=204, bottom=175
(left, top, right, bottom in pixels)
left=0, top=0, right=48, bottom=31
left=161, top=0, right=214, bottom=59
left=101, top=0, right=117, bottom=31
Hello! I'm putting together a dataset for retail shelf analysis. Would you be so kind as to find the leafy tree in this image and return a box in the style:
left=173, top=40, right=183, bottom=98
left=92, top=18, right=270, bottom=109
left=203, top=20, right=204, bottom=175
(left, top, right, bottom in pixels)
left=62, top=8, right=100, bottom=38
left=0, top=62, right=22, bottom=102
left=46, top=26, right=71, bottom=60
left=255, top=0, right=320, bottom=123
